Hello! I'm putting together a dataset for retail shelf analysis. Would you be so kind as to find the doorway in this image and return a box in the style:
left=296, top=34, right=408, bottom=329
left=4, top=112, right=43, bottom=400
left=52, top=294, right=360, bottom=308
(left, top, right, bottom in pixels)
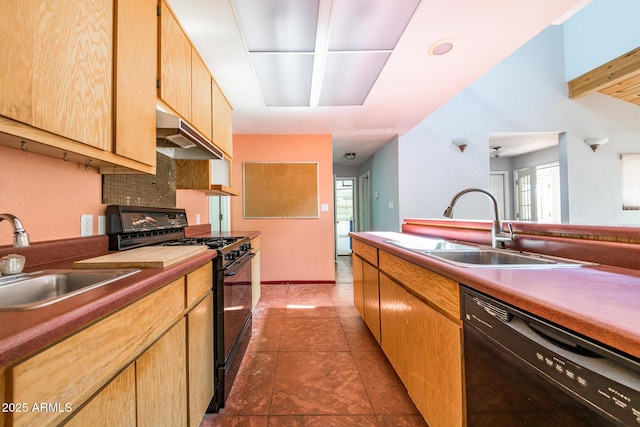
left=514, top=163, right=560, bottom=222
left=335, top=178, right=355, bottom=256
left=209, top=196, right=230, bottom=234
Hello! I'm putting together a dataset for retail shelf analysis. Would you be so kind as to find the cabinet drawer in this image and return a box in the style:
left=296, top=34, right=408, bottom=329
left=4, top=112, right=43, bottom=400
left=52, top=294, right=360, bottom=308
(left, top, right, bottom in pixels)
left=353, top=239, right=378, bottom=266
left=186, top=262, right=212, bottom=308
left=7, top=278, right=185, bottom=426
left=379, top=251, right=460, bottom=322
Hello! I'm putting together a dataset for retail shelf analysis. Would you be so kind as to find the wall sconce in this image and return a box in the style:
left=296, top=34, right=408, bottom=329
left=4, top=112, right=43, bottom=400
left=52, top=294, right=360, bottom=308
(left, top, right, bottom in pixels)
left=344, top=152, right=356, bottom=161
left=584, top=137, right=609, bottom=152
left=452, top=138, right=470, bottom=153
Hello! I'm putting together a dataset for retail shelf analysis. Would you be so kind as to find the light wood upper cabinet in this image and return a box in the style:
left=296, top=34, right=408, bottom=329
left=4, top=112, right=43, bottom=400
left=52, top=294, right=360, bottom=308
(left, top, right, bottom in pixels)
left=0, top=0, right=113, bottom=150
left=212, top=79, right=233, bottom=158
left=159, top=0, right=192, bottom=121
left=192, top=51, right=213, bottom=140
left=114, top=0, right=157, bottom=167
left=0, top=0, right=157, bottom=173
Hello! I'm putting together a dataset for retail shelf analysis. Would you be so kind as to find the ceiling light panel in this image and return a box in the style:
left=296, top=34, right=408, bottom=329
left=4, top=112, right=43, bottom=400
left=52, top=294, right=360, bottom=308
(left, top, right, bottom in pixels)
left=327, top=0, right=421, bottom=51
left=251, top=53, right=314, bottom=106
left=234, top=0, right=319, bottom=52
left=319, top=51, right=391, bottom=106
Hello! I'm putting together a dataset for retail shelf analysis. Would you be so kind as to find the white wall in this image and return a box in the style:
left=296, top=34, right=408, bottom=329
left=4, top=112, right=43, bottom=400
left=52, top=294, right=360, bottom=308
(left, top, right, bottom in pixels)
left=358, top=136, right=401, bottom=231
left=397, top=5, right=640, bottom=226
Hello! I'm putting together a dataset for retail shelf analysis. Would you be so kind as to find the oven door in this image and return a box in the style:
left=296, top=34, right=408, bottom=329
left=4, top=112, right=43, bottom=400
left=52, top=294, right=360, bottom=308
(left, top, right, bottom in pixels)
left=222, top=252, right=253, bottom=365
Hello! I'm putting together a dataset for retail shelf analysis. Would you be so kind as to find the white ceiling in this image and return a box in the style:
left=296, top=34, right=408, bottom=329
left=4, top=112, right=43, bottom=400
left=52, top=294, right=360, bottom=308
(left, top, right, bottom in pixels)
left=490, top=132, right=561, bottom=158
left=167, top=0, right=591, bottom=166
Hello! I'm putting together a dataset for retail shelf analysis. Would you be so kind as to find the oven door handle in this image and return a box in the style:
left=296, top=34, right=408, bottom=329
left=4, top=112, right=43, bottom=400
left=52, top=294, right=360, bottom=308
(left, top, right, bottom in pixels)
left=223, top=253, right=255, bottom=277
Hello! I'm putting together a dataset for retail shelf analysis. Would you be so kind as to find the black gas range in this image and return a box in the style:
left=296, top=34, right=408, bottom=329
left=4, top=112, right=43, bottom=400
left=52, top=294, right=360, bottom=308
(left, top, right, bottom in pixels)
left=105, top=205, right=253, bottom=412
left=105, top=205, right=250, bottom=261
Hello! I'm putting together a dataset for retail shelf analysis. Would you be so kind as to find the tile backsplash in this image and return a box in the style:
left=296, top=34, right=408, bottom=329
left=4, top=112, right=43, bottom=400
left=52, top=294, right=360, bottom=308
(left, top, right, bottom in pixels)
left=102, top=153, right=176, bottom=207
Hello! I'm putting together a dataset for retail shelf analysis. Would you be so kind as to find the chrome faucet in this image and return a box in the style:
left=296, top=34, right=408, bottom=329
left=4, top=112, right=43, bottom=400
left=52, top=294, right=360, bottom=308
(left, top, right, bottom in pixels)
left=443, top=188, right=518, bottom=249
left=0, top=213, right=30, bottom=247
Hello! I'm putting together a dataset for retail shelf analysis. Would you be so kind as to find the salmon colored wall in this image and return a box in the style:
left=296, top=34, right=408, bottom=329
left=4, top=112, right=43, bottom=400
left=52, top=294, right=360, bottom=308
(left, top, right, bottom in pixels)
left=0, top=145, right=210, bottom=247
left=0, top=145, right=103, bottom=245
left=231, top=134, right=335, bottom=283
left=176, top=190, right=210, bottom=227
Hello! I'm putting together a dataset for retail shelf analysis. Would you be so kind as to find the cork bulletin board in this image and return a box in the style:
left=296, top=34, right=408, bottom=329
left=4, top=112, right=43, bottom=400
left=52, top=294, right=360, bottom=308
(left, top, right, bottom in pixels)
left=243, top=162, right=319, bottom=218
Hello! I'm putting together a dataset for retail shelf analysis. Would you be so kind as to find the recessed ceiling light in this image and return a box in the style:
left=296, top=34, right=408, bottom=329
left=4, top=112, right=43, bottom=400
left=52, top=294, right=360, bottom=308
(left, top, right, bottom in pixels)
left=428, top=39, right=455, bottom=56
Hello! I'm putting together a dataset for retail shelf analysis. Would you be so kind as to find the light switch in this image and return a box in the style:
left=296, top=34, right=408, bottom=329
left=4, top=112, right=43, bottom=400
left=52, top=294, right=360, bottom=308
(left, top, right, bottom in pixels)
left=388, top=202, right=394, bottom=209
left=321, top=204, right=329, bottom=212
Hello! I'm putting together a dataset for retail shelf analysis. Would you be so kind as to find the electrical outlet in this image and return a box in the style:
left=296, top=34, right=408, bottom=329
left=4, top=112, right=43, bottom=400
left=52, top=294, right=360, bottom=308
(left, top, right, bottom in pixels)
left=81, top=215, right=93, bottom=237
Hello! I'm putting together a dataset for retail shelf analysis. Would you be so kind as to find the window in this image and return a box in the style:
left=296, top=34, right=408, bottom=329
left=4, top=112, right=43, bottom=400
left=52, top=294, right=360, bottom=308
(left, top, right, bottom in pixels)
left=621, top=154, right=640, bottom=210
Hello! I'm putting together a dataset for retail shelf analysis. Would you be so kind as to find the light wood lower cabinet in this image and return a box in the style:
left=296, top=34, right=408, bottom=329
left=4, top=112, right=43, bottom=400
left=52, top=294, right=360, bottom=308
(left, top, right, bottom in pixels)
left=187, top=294, right=214, bottom=426
left=362, top=260, right=381, bottom=343
left=379, top=274, right=463, bottom=427
left=352, top=254, right=364, bottom=317
left=3, top=262, right=214, bottom=427
left=251, top=237, right=261, bottom=310
left=66, top=365, right=136, bottom=427
left=352, top=239, right=465, bottom=427
left=352, top=241, right=381, bottom=342
left=137, top=319, right=188, bottom=427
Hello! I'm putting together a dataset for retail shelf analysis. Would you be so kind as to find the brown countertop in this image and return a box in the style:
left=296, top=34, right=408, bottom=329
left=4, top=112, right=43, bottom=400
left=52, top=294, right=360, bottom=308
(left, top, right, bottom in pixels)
left=0, top=247, right=216, bottom=367
left=351, top=231, right=640, bottom=360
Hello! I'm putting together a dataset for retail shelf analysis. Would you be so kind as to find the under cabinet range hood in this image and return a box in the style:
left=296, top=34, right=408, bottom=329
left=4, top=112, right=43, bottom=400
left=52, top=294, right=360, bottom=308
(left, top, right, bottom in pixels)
left=156, top=110, right=223, bottom=160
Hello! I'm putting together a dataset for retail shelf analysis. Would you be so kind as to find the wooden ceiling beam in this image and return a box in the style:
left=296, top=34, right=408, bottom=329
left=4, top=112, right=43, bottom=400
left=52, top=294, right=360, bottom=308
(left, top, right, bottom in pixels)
left=568, top=47, right=640, bottom=100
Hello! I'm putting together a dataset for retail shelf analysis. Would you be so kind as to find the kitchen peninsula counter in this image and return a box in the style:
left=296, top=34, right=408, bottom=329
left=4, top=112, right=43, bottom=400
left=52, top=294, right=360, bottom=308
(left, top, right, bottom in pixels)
left=351, top=231, right=640, bottom=360
left=0, top=236, right=216, bottom=367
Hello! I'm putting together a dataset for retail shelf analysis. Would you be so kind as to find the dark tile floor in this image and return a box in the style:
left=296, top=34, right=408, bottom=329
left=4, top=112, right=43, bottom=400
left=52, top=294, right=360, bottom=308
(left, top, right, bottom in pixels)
left=200, top=256, right=428, bottom=427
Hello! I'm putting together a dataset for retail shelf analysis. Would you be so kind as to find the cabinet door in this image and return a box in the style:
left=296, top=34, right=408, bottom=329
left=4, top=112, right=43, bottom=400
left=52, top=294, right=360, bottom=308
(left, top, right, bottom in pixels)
left=380, top=274, right=463, bottom=427
left=187, top=294, right=214, bottom=426
left=0, top=0, right=113, bottom=150
left=251, top=248, right=261, bottom=309
left=352, top=255, right=364, bottom=317
left=212, top=80, right=233, bottom=157
left=65, top=365, right=136, bottom=427
left=159, top=0, right=192, bottom=120
left=191, top=52, right=213, bottom=140
left=362, top=260, right=381, bottom=343
left=114, top=0, right=157, bottom=166
left=137, top=319, right=188, bottom=427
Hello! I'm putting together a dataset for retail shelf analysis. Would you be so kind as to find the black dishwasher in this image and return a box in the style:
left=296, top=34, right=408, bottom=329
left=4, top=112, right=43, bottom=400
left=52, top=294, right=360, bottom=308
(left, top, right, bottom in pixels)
left=461, top=286, right=640, bottom=426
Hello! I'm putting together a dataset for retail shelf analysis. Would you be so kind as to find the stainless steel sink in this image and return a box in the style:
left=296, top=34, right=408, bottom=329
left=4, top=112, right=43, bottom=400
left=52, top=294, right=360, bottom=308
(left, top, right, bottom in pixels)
left=423, top=250, right=587, bottom=268
left=0, top=269, right=140, bottom=311
left=383, top=238, right=478, bottom=252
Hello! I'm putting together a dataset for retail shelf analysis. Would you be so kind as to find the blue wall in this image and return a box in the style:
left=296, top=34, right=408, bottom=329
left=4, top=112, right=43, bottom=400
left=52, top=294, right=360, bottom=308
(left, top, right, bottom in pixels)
left=358, top=136, right=400, bottom=231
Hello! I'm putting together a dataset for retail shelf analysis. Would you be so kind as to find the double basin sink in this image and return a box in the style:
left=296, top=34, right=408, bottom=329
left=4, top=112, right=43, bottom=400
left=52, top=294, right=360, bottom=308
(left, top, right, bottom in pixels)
left=381, top=234, right=589, bottom=268
left=0, top=269, right=140, bottom=311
